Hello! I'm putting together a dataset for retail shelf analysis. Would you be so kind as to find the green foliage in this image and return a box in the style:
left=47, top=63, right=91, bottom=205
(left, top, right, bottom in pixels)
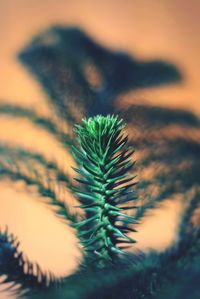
left=0, top=26, right=199, bottom=299
left=0, top=145, right=76, bottom=223
left=72, top=115, right=137, bottom=265
left=0, top=228, right=55, bottom=296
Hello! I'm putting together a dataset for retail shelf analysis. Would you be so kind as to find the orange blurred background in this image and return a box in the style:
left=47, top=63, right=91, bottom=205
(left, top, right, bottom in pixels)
left=0, top=1, right=200, bottom=298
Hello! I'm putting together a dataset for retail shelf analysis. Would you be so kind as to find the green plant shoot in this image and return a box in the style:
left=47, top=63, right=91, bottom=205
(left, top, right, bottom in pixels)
left=72, top=115, right=138, bottom=266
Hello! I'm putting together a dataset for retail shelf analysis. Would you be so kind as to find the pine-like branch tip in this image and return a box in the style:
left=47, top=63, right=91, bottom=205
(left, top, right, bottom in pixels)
left=72, top=114, right=138, bottom=266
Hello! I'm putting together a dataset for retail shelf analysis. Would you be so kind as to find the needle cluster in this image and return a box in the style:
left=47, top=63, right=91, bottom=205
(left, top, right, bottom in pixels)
left=72, top=115, right=138, bottom=265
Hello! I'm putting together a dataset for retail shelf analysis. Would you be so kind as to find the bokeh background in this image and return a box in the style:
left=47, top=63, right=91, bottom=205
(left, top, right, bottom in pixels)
left=0, top=1, right=200, bottom=298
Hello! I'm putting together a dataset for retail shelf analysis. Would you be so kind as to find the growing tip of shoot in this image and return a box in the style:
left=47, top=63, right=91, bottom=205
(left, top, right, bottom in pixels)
left=72, top=114, right=137, bottom=267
